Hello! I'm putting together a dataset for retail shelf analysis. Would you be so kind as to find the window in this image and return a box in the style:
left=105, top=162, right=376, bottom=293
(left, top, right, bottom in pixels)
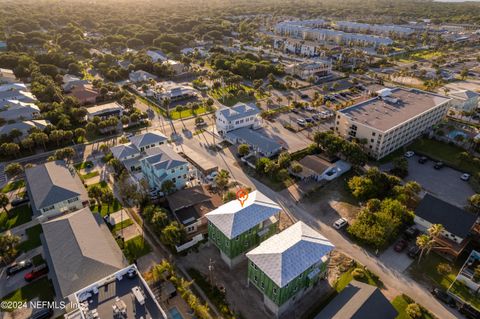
left=372, top=132, right=376, bottom=136
left=254, top=275, right=258, bottom=282
left=273, top=288, right=277, bottom=295
left=171, top=169, right=175, bottom=173
left=43, top=205, right=54, bottom=212
left=261, top=282, right=265, bottom=290
left=67, top=197, right=78, bottom=203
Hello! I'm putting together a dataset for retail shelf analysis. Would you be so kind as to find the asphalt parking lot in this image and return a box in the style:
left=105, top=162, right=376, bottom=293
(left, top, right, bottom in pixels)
left=405, top=155, right=475, bottom=208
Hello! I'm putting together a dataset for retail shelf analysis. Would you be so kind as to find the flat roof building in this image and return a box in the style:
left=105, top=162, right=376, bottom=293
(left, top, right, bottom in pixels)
left=335, top=87, right=451, bottom=159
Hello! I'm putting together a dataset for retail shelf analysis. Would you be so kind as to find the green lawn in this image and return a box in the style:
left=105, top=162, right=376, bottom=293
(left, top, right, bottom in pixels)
left=0, top=205, right=32, bottom=232
left=91, top=200, right=123, bottom=217
left=80, top=171, right=100, bottom=180
left=170, top=106, right=208, bottom=120
left=209, top=84, right=260, bottom=107
left=18, top=224, right=43, bottom=252
left=122, top=235, right=152, bottom=263
left=449, top=280, right=480, bottom=311
left=1, top=179, right=25, bottom=193
left=74, top=160, right=93, bottom=170
left=1, top=277, right=55, bottom=312
left=333, top=265, right=382, bottom=292
left=407, top=253, right=461, bottom=291
left=409, top=138, right=480, bottom=176
left=112, top=219, right=134, bottom=232
left=392, top=294, right=435, bottom=319
left=88, top=180, right=109, bottom=190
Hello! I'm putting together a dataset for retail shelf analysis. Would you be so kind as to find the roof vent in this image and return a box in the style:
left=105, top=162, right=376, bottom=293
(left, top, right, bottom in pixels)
left=377, top=88, right=392, bottom=97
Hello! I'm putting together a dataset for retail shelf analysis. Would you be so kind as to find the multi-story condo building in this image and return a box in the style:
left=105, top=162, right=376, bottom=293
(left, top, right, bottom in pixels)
left=140, top=145, right=190, bottom=191
left=284, top=60, right=332, bottom=80
left=275, top=21, right=393, bottom=47
left=25, top=161, right=89, bottom=219
left=335, top=87, right=451, bottom=159
left=215, top=102, right=261, bottom=136
left=246, top=222, right=334, bottom=316
left=206, top=190, right=281, bottom=268
left=273, top=38, right=326, bottom=57
left=335, top=21, right=415, bottom=36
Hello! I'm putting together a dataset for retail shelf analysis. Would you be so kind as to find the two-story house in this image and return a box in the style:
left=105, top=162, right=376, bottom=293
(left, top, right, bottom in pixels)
left=25, top=161, right=89, bottom=219
left=140, top=145, right=190, bottom=191
left=206, top=190, right=281, bottom=268
left=215, top=103, right=261, bottom=136
left=246, top=221, right=334, bottom=317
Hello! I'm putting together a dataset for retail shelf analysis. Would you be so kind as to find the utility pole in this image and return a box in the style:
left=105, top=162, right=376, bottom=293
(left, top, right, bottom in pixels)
left=208, top=258, right=215, bottom=286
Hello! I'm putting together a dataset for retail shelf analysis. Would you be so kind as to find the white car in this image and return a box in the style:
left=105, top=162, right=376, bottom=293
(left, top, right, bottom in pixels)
left=296, top=118, right=306, bottom=126
left=460, top=173, right=470, bottom=181
left=404, top=151, right=415, bottom=158
left=333, top=218, right=348, bottom=230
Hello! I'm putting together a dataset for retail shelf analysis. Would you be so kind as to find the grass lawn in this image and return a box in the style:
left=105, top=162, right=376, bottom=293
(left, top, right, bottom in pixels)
left=333, top=265, right=382, bottom=292
left=112, top=219, right=134, bottom=232
left=407, top=253, right=462, bottom=291
left=88, top=180, right=109, bottom=190
left=449, top=280, right=480, bottom=311
left=80, top=171, right=100, bottom=180
left=244, top=166, right=295, bottom=191
left=0, top=205, right=32, bottom=232
left=392, top=294, right=435, bottom=319
left=1, top=179, right=25, bottom=193
left=170, top=106, right=208, bottom=120
left=1, top=277, right=55, bottom=311
left=122, top=235, right=152, bottom=263
left=91, top=200, right=123, bottom=217
left=74, top=160, right=93, bottom=170
left=409, top=138, right=479, bottom=176
left=18, top=224, right=43, bottom=253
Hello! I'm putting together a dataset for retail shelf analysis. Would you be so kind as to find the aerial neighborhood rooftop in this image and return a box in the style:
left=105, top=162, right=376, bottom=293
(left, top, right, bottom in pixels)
left=1, top=1, right=480, bottom=319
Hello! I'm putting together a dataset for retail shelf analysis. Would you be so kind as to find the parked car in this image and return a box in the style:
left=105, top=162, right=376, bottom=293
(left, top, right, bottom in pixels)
left=461, top=173, right=471, bottom=181
left=407, top=245, right=420, bottom=259
left=459, top=303, right=480, bottom=319
left=312, top=114, right=320, bottom=121
left=333, top=218, right=348, bottom=230
left=404, top=151, right=415, bottom=158
left=11, top=197, right=29, bottom=207
left=394, top=239, right=408, bottom=252
left=431, top=288, right=457, bottom=308
left=404, top=226, right=419, bottom=240
left=305, top=117, right=313, bottom=123
left=296, top=118, right=306, bottom=126
left=30, top=308, right=54, bottom=319
left=6, top=259, right=33, bottom=276
left=434, top=162, right=444, bottom=169
left=292, top=109, right=299, bottom=114
left=24, top=264, right=49, bottom=282
left=418, top=156, right=428, bottom=164
left=305, top=106, right=314, bottom=111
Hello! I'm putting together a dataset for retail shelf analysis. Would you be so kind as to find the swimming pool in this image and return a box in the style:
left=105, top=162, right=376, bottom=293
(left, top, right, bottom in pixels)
left=168, top=307, right=184, bottom=319
left=447, top=130, right=468, bottom=140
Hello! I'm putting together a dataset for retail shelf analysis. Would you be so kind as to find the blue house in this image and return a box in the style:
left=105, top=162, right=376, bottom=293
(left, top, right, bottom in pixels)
left=140, top=145, right=190, bottom=191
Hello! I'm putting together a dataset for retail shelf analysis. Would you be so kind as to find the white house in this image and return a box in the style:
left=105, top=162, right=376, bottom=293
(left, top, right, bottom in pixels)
left=85, top=102, right=124, bottom=120
left=215, top=103, right=261, bottom=136
left=129, top=70, right=157, bottom=83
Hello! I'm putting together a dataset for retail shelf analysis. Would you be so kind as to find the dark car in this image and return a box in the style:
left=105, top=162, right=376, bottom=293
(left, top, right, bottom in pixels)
left=6, top=259, right=33, bottom=276
left=404, top=226, right=419, bottom=240
left=394, top=239, right=408, bottom=252
left=431, top=288, right=457, bottom=308
left=24, top=264, right=49, bottom=282
left=301, top=94, right=309, bottom=99
left=305, top=117, right=313, bottom=123
left=292, top=109, right=299, bottom=114
left=434, top=162, right=444, bottom=169
left=30, top=308, right=53, bottom=319
left=418, top=156, right=428, bottom=164
left=407, top=245, right=420, bottom=259
left=11, top=197, right=29, bottom=207
left=460, top=303, right=480, bottom=319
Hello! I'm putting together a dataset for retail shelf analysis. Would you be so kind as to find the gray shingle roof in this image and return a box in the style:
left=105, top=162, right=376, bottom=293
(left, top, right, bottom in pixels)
left=141, top=145, right=188, bottom=170
left=315, top=280, right=398, bottom=319
left=25, top=161, right=87, bottom=210
left=110, top=143, right=140, bottom=159
left=225, top=127, right=282, bottom=156
left=129, top=131, right=167, bottom=149
left=246, top=221, right=334, bottom=287
left=0, top=120, right=49, bottom=136
left=217, top=103, right=260, bottom=122
left=42, top=208, right=126, bottom=298
left=206, top=190, right=281, bottom=239
left=415, top=193, right=477, bottom=238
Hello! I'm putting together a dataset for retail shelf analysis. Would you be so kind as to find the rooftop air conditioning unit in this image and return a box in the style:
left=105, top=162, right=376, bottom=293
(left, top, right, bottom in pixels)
left=377, top=88, right=392, bottom=97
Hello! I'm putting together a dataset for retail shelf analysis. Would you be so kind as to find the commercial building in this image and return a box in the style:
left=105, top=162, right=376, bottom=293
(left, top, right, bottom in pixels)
left=215, top=102, right=261, bottom=135
left=140, top=145, right=190, bottom=191
left=246, top=221, right=334, bottom=316
left=284, top=60, right=332, bottom=80
left=335, top=87, right=451, bottom=159
left=206, top=190, right=281, bottom=268
left=25, top=161, right=89, bottom=218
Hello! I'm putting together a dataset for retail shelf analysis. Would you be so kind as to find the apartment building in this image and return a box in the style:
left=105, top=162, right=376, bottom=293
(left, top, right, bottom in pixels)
left=284, top=60, right=332, bottom=80
left=335, top=21, right=415, bottom=36
left=335, top=87, right=451, bottom=159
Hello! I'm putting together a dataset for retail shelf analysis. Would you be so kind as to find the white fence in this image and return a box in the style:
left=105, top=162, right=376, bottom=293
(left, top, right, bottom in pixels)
left=175, top=234, right=204, bottom=252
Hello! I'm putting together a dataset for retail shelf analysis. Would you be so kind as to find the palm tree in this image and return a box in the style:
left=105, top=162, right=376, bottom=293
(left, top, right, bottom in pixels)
left=0, top=194, right=9, bottom=214
left=163, top=98, right=171, bottom=118
left=417, top=224, right=444, bottom=263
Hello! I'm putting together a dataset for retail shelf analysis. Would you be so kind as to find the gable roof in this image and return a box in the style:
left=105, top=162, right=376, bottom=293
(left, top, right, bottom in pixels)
left=225, top=127, right=282, bottom=156
left=166, top=185, right=214, bottom=212
left=315, top=280, right=398, bottom=319
left=206, top=190, right=281, bottom=239
left=141, top=144, right=188, bottom=170
left=129, top=131, right=167, bottom=149
left=25, top=161, right=87, bottom=210
left=0, top=120, right=50, bottom=136
left=42, top=208, right=126, bottom=298
left=415, top=193, right=477, bottom=238
left=217, top=102, right=260, bottom=121
left=111, top=143, right=140, bottom=159
left=246, top=221, right=334, bottom=287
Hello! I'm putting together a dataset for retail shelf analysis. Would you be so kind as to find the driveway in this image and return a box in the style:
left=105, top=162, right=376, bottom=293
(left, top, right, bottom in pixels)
left=404, top=156, right=475, bottom=207
left=380, top=244, right=414, bottom=273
